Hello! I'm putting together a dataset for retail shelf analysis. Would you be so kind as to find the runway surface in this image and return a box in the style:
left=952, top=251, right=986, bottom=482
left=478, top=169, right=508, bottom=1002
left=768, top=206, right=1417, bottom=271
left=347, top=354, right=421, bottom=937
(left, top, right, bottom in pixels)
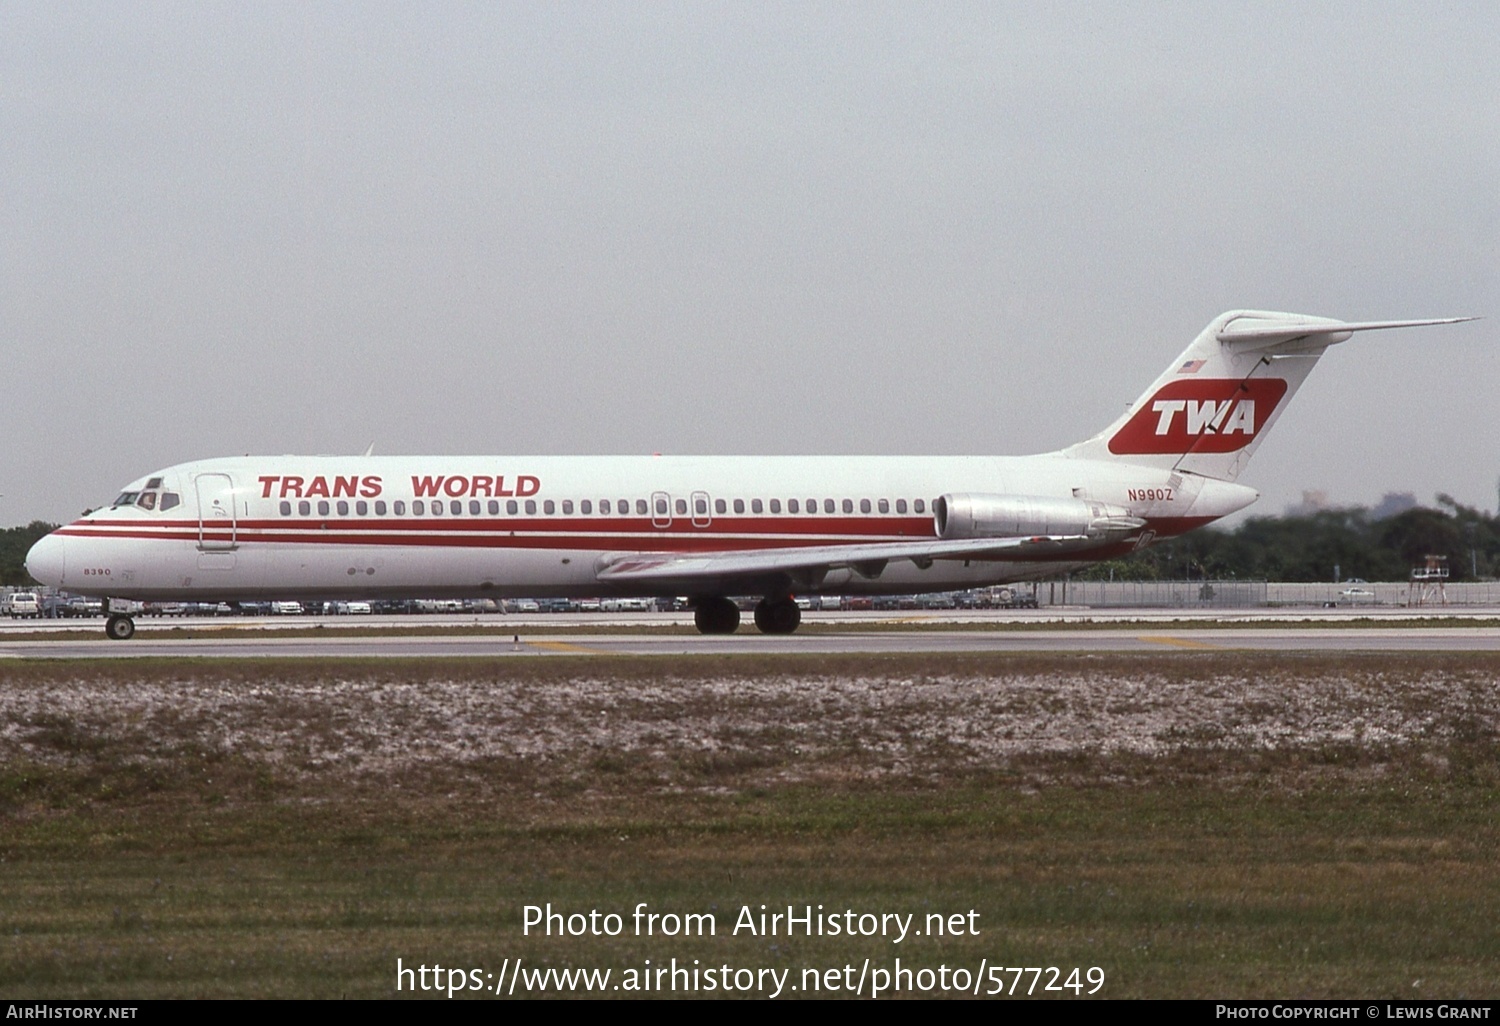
left=3, top=609, right=1500, bottom=657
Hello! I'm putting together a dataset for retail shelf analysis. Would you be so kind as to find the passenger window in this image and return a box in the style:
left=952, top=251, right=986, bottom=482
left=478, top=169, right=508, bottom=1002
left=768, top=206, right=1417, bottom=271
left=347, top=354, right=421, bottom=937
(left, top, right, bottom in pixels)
left=695, top=498, right=708, bottom=515
left=860, top=499, right=871, bottom=514
left=562, top=500, right=574, bottom=515
left=447, top=500, right=459, bottom=515
left=896, top=499, right=907, bottom=514
left=824, top=499, right=835, bottom=514
left=656, top=498, right=669, bottom=515
left=878, top=498, right=889, bottom=514
left=280, top=501, right=292, bottom=516
left=635, top=499, right=647, bottom=515
left=337, top=501, right=349, bottom=516
left=413, top=500, right=425, bottom=515
left=507, top=500, right=519, bottom=515
left=915, top=499, right=926, bottom=514
left=544, top=500, right=555, bottom=515
left=161, top=492, right=180, bottom=511
left=299, top=501, right=311, bottom=516
left=525, top=500, right=537, bottom=515
left=488, top=500, right=499, bottom=515
left=581, top=500, right=592, bottom=515
left=788, top=499, right=799, bottom=513
left=716, top=498, right=727, bottom=514
left=733, top=499, right=744, bottom=514
left=599, top=499, right=610, bottom=515
left=375, top=501, right=387, bottom=515
left=470, top=500, right=481, bottom=515
left=394, top=501, right=406, bottom=515
left=750, top=498, right=762, bottom=514
left=841, top=498, right=853, bottom=514
left=768, top=498, right=779, bottom=513
left=313, top=500, right=327, bottom=516
left=356, top=501, right=368, bottom=515
left=675, top=498, right=688, bottom=515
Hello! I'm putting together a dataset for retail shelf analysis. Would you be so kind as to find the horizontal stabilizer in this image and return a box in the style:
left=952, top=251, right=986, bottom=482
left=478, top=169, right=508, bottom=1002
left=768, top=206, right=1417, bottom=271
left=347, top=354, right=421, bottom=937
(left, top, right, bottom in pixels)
left=1217, top=316, right=1477, bottom=350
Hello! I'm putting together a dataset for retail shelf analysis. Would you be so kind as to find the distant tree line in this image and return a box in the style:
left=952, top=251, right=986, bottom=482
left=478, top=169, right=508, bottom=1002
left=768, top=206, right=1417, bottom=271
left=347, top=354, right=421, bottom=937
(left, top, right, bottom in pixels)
left=3, top=496, right=1498, bottom=587
left=1079, top=496, right=1500, bottom=583
left=1, top=522, right=58, bottom=587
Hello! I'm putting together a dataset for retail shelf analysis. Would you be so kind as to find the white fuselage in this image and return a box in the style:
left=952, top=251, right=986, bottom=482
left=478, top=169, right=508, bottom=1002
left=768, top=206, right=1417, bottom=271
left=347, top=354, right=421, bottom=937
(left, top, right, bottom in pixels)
left=27, top=453, right=1255, bottom=602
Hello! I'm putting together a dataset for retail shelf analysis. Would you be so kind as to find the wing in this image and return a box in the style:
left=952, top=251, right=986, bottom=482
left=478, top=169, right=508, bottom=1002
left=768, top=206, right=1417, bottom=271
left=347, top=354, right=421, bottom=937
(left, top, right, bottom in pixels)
left=594, top=534, right=1103, bottom=594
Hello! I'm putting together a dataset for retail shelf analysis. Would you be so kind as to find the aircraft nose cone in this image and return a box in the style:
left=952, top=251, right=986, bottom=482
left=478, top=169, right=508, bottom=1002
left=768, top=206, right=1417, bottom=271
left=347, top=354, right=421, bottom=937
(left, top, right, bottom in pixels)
left=25, top=532, right=66, bottom=588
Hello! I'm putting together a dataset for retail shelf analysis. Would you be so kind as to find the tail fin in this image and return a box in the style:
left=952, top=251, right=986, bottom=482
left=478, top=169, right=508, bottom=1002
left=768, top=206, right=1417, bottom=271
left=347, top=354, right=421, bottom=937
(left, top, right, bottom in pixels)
left=1062, top=310, right=1475, bottom=482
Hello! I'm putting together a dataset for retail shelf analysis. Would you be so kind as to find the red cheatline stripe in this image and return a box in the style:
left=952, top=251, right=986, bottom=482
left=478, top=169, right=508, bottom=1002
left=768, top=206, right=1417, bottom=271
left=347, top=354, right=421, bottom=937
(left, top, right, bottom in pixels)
left=77, top=515, right=934, bottom=535
left=53, top=528, right=923, bottom=552
left=55, top=515, right=1213, bottom=546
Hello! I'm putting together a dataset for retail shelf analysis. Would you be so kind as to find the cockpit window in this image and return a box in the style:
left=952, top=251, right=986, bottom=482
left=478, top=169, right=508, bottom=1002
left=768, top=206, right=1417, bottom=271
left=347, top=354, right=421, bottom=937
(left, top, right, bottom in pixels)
left=137, top=492, right=157, bottom=511
left=113, top=492, right=139, bottom=507
left=160, top=492, right=181, bottom=511
left=145, top=478, right=163, bottom=489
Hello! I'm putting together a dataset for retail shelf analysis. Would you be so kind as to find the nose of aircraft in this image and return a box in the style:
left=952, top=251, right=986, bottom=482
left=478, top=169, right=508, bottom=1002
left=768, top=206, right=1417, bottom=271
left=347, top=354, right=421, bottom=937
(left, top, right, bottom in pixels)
left=25, top=532, right=66, bottom=588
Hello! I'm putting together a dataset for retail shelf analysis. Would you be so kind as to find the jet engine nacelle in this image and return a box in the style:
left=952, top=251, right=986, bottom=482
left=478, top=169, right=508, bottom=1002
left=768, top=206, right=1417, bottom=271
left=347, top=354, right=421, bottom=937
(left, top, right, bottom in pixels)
left=934, top=493, right=1145, bottom=540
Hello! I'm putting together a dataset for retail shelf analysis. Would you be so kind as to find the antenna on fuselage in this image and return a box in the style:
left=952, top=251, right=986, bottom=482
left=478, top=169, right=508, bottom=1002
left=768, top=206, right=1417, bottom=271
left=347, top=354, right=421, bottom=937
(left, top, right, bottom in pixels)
left=361, top=442, right=375, bottom=457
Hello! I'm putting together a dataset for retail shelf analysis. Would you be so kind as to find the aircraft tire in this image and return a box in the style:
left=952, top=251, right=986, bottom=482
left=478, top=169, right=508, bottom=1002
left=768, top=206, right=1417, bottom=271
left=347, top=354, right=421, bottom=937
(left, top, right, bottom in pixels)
left=105, top=615, right=136, bottom=641
left=693, top=597, right=740, bottom=635
left=753, top=597, right=801, bottom=635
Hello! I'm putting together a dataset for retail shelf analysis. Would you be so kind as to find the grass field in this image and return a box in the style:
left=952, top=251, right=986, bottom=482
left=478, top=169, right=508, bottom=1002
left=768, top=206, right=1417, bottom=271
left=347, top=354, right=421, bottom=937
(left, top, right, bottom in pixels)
left=1, top=653, right=1497, bottom=998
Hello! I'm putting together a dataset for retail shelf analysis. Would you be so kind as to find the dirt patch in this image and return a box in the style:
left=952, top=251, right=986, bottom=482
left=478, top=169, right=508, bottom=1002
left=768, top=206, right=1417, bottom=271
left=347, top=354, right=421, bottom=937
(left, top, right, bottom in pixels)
left=1, top=653, right=1496, bottom=804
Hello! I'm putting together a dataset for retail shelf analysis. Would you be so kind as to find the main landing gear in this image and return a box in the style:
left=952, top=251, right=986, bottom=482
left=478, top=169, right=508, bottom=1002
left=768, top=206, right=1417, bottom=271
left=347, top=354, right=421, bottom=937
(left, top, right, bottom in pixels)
left=692, top=595, right=802, bottom=635
left=753, top=596, right=800, bottom=635
left=693, top=596, right=740, bottom=634
left=105, top=613, right=136, bottom=641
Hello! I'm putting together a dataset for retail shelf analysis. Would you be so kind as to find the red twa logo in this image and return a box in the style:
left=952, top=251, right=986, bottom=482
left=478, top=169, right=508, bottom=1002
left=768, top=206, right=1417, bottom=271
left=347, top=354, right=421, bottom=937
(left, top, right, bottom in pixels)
left=1108, top=378, right=1288, bottom=455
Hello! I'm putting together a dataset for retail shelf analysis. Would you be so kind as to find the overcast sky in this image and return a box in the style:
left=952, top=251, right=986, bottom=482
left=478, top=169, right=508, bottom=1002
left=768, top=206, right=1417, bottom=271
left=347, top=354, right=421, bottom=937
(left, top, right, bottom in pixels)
left=3, top=2, right=1495, bottom=526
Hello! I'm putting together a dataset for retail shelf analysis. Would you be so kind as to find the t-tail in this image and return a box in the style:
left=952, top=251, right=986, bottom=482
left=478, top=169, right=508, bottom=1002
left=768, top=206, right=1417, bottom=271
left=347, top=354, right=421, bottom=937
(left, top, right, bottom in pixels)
left=1062, top=310, right=1476, bottom=482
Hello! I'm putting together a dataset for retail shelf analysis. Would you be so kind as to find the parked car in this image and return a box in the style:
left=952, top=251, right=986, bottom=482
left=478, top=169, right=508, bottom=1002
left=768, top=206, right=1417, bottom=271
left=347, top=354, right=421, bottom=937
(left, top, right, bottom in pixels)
left=143, top=602, right=191, bottom=617
left=5, top=592, right=42, bottom=619
left=61, top=596, right=104, bottom=618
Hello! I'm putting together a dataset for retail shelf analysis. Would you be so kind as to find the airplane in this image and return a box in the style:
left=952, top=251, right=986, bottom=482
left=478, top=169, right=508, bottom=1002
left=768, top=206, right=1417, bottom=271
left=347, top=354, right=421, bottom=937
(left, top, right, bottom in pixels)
left=24, top=310, right=1474, bottom=640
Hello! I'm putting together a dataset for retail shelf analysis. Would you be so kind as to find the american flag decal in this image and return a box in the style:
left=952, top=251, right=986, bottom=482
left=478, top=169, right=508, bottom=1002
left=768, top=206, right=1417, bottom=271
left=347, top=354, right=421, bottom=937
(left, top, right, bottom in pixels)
left=1178, top=359, right=1206, bottom=374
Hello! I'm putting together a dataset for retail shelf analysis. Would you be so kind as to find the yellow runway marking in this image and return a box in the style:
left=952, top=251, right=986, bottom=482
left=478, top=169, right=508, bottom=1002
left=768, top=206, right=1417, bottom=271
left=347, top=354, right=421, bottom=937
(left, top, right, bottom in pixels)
left=1139, top=635, right=1225, bottom=650
left=527, top=640, right=612, bottom=655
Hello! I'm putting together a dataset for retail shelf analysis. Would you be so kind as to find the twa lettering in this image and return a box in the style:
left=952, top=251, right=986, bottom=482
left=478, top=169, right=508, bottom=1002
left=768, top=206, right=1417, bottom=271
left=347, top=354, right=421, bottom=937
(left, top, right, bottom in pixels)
left=411, top=475, right=541, bottom=499
left=1108, top=379, right=1288, bottom=455
left=260, top=475, right=383, bottom=499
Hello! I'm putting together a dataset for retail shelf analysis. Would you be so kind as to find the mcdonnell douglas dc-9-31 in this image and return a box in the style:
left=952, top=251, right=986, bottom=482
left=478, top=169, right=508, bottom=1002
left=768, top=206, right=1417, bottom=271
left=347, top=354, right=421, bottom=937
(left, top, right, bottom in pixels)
left=25, top=310, right=1474, bottom=640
